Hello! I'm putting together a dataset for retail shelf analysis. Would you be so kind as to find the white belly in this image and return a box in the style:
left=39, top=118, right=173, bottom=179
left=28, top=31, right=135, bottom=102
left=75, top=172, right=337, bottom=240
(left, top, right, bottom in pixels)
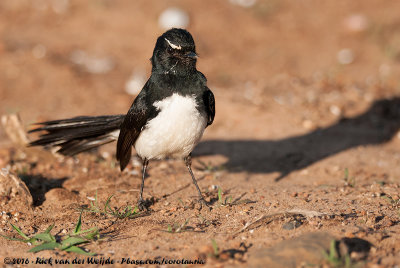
left=134, top=93, right=207, bottom=160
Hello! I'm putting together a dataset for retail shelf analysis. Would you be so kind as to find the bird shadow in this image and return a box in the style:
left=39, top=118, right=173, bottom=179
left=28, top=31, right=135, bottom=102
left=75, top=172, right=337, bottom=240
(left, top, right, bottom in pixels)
left=195, top=97, right=400, bottom=181
left=18, top=174, right=69, bottom=206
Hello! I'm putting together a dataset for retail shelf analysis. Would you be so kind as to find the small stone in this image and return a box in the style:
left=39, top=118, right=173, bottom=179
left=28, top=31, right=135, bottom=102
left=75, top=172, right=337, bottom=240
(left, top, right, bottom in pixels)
left=337, top=49, right=354, bottom=65
left=158, top=7, right=189, bottom=30
left=125, top=70, right=146, bottom=95
left=229, top=0, right=257, bottom=8
left=329, top=105, right=342, bottom=116
left=282, top=220, right=302, bottom=230
left=343, top=14, right=369, bottom=33
left=69, top=50, right=114, bottom=74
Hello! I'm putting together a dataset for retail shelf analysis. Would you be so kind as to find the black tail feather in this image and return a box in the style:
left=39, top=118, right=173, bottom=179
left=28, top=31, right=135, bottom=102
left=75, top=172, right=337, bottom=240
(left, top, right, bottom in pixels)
left=29, top=115, right=124, bottom=156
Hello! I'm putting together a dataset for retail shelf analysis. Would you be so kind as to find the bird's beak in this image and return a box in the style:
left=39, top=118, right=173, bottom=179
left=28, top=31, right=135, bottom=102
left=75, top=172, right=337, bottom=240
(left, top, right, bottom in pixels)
left=185, top=52, right=198, bottom=59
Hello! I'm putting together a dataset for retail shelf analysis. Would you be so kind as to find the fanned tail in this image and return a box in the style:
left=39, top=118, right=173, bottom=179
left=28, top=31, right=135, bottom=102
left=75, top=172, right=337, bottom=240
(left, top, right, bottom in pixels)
left=29, top=115, right=125, bottom=155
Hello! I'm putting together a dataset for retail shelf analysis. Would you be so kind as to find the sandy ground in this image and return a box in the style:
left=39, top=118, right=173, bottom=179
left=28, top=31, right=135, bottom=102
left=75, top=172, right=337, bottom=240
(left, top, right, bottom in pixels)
left=0, top=0, right=400, bottom=267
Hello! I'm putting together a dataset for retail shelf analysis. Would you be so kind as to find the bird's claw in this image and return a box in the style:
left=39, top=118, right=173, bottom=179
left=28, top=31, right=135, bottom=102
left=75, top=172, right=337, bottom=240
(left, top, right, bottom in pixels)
left=195, top=197, right=212, bottom=211
left=137, top=198, right=151, bottom=211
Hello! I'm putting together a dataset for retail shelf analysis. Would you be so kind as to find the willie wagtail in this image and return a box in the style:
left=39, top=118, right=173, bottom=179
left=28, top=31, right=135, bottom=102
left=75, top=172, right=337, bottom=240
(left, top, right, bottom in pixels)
left=29, top=28, right=215, bottom=210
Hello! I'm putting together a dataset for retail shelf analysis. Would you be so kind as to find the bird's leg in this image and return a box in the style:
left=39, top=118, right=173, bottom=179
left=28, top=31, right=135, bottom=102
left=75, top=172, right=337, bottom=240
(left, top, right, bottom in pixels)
left=138, top=158, right=149, bottom=211
left=184, top=154, right=209, bottom=206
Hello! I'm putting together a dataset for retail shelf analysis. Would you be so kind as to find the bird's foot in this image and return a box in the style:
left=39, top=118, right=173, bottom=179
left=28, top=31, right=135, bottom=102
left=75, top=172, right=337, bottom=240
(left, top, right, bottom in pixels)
left=137, top=198, right=152, bottom=211
left=194, top=197, right=212, bottom=211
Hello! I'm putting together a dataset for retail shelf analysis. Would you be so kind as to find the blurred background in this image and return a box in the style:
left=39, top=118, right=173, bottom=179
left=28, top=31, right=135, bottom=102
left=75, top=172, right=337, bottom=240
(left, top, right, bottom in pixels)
left=1, top=0, right=400, bottom=143
left=1, top=2, right=400, bottom=264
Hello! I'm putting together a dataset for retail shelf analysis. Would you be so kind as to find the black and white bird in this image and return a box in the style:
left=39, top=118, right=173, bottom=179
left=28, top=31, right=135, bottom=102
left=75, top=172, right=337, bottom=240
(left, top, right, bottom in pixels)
left=29, top=28, right=215, bottom=210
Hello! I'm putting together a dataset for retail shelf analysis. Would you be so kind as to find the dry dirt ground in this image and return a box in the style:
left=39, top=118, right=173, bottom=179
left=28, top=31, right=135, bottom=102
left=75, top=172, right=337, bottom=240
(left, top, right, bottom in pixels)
left=1, top=0, right=400, bottom=267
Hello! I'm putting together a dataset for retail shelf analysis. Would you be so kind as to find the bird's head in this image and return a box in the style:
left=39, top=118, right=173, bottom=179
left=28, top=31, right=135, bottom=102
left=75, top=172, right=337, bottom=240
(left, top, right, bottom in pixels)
left=151, top=28, right=198, bottom=75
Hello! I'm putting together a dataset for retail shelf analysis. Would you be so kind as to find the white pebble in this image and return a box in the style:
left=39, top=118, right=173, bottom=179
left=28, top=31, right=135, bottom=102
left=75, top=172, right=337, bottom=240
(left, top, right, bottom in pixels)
left=131, top=157, right=142, bottom=167
left=125, top=70, right=146, bottom=95
left=85, top=57, right=114, bottom=74
left=127, top=170, right=139, bottom=176
left=343, top=14, right=369, bottom=33
left=329, top=105, right=341, bottom=116
left=101, top=151, right=111, bottom=159
left=158, top=7, right=189, bottom=30
left=229, top=0, right=257, bottom=8
left=70, top=50, right=114, bottom=74
left=337, top=48, right=354, bottom=65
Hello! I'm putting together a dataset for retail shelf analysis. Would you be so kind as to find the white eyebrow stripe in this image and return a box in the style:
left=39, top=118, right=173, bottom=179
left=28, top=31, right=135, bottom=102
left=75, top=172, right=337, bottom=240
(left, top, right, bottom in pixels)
left=164, top=38, right=182, bottom=50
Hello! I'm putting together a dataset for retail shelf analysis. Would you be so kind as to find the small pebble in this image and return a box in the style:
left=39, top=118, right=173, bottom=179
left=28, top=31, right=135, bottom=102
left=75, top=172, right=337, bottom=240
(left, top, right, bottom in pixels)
left=125, top=70, right=146, bottom=95
left=158, top=7, right=189, bottom=30
left=229, top=0, right=257, bottom=8
left=329, top=105, right=342, bottom=116
left=337, top=48, right=354, bottom=65
left=70, top=50, right=114, bottom=74
left=343, top=14, right=369, bottom=33
left=282, top=220, right=302, bottom=230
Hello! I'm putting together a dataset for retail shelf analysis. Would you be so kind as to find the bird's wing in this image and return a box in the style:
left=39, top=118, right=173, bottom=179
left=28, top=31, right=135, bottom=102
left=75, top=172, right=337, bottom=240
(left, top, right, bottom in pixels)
left=116, top=90, right=150, bottom=171
left=203, top=88, right=215, bottom=126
